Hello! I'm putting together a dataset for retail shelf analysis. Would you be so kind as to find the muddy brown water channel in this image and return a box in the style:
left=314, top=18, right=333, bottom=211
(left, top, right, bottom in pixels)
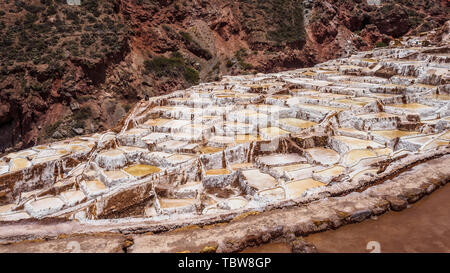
left=242, top=183, right=450, bottom=253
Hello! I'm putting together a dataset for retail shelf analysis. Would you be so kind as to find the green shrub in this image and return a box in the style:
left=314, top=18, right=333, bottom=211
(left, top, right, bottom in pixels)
left=180, top=31, right=212, bottom=60
left=234, top=48, right=253, bottom=70
left=123, top=104, right=132, bottom=113
left=81, top=33, right=95, bottom=47
left=184, top=67, right=199, bottom=84
left=240, top=0, right=305, bottom=45
left=144, top=56, right=185, bottom=77
left=144, top=54, right=200, bottom=85
left=44, top=120, right=62, bottom=137
left=82, top=0, right=100, bottom=16
left=375, top=41, right=388, bottom=48
left=73, top=106, right=92, bottom=121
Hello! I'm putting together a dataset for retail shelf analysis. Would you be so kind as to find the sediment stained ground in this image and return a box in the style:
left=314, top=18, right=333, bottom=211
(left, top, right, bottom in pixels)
left=304, top=183, right=450, bottom=253
left=242, top=183, right=450, bottom=253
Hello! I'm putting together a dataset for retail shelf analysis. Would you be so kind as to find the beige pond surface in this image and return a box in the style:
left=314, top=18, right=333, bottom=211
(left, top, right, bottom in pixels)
left=208, top=135, right=235, bottom=145
left=335, top=99, right=368, bottom=107
left=407, top=135, right=435, bottom=146
left=260, top=127, right=290, bottom=137
left=350, top=168, right=379, bottom=181
left=0, top=161, right=8, bottom=174
left=10, top=158, right=30, bottom=172
left=230, top=162, right=254, bottom=171
left=360, top=58, right=377, bottom=63
left=85, top=180, right=108, bottom=193
left=242, top=169, right=278, bottom=191
left=124, top=164, right=161, bottom=177
left=205, top=169, right=230, bottom=176
left=7, top=150, right=37, bottom=159
left=426, top=94, right=450, bottom=100
left=279, top=118, right=317, bottom=129
left=28, top=197, right=64, bottom=212
left=422, top=140, right=449, bottom=150
left=215, top=94, right=236, bottom=98
left=285, top=178, right=325, bottom=198
left=104, top=170, right=129, bottom=180
left=385, top=83, right=407, bottom=89
left=176, top=181, right=201, bottom=191
left=235, top=134, right=261, bottom=144
left=287, top=166, right=322, bottom=181
left=290, top=89, right=317, bottom=94
left=123, top=128, right=149, bottom=135
left=166, top=154, right=194, bottom=164
left=295, top=94, right=323, bottom=100
left=373, top=148, right=393, bottom=156
left=421, top=119, right=441, bottom=125
left=440, top=131, right=450, bottom=140
left=318, top=93, right=349, bottom=99
left=200, top=146, right=224, bottom=154
left=258, top=187, right=286, bottom=200
left=183, top=123, right=210, bottom=131
left=372, top=130, right=419, bottom=139
left=388, top=103, right=432, bottom=110
left=119, top=146, right=149, bottom=153
left=159, top=198, right=196, bottom=209
left=333, top=136, right=384, bottom=150
left=270, top=94, right=292, bottom=100
left=32, top=155, right=64, bottom=164
left=0, top=204, right=15, bottom=214
left=305, top=148, right=340, bottom=165
left=197, top=115, right=222, bottom=122
left=59, top=190, right=86, bottom=206
left=295, top=103, right=346, bottom=113
left=144, top=118, right=171, bottom=127
left=258, top=153, right=306, bottom=167
left=273, top=163, right=312, bottom=173
left=302, top=71, right=316, bottom=76
left=354, top=97, right=378, bottom=103
left=69, top=145, right=91, bottom=153
left=232, top=109, right=258, bottom=117
left=316, top=165, right=345, bottom=177
left=358, top=112, right=398, bottom=119
left=58, top=149, right=70, bottom=155
left=99, top=149, right=124, bottom=157
left=343, top=149, right=377, bottom=166
left=227, top=198, right=248, bottom=210
left=338, top=127, right=367, bottom=134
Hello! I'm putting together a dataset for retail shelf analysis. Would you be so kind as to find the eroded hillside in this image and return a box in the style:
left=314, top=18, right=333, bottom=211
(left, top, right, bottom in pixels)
left=0, top=0, right=448, bottom=153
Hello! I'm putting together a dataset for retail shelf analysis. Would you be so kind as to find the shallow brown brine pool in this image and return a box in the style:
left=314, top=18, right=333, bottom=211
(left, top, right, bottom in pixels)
left=124, top=164, right=161, bottom=177
left=285, top=178, right=325, bottom=198
left=205, top=169, right=231, bottom=176
left=158, top=198, right=196, bottom=209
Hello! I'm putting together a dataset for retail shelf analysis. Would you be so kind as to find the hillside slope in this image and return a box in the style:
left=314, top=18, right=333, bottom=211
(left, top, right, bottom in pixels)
left=0, top=0, right=448, bottom=152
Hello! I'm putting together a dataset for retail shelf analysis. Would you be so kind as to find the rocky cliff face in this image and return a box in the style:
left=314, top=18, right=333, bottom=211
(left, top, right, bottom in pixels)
left=0, top=0, right=448, bottom=153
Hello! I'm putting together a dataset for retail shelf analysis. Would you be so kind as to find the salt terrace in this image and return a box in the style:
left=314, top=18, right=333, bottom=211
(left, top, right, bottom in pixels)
left=0, top=38, right=449, bottom=251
